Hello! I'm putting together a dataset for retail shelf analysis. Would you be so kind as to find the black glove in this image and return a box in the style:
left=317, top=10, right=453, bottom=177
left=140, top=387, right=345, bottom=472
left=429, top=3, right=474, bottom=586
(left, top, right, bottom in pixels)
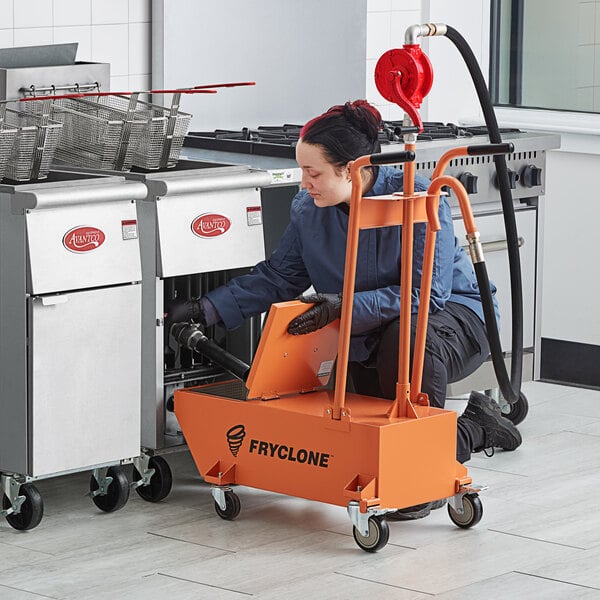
left=164, top=297, right=206, bottom=328
left=287, top=293, right=343, bottom=335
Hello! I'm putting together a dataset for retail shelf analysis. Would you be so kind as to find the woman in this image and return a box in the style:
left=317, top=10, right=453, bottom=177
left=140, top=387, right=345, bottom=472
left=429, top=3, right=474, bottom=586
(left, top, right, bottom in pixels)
left=168, top=100, right=521, bottom=519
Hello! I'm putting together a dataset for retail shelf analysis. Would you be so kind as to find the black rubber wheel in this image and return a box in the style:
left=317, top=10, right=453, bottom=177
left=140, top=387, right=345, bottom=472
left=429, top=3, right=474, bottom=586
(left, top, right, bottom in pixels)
left=448, top=493, right=483, bottom=529
left=214, top=490, right=241, bottom=520
left=2, top=483, right=44, bottom=531
left=501, top=391, right=529, bottom=425
left=134, top=456, right=173, bottom=503
left=90, top=466, right=130, bottom=513
left=352, top=515, right=389, bottom=553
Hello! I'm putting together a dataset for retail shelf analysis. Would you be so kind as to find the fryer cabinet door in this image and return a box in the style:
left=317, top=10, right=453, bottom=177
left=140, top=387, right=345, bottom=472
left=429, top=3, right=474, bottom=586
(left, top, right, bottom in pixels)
left=28, top=284, right=141, bottom=477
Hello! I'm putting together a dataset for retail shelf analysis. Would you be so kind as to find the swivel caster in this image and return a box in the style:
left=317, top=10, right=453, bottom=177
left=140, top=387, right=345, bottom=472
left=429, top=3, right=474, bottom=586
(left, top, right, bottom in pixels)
left=1, top=477, right=44, bottom=531
left=90, top=466, right=130, bottom=513
left=133, top=455, right=173, bottom=503
left=212, top=487, right=241, bottom=520
left=448, top=492, right=483, bottom=528
left=352, top=515, right=389, bottom=553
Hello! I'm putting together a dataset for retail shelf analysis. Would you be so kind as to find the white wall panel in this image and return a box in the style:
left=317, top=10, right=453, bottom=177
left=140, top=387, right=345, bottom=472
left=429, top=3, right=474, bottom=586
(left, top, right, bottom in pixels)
left=154, top=0, right=367, bottom=130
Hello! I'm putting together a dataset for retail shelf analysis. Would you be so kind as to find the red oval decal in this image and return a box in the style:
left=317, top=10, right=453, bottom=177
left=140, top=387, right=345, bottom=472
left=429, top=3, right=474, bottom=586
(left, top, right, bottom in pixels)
left=191, top=213, right=231, bottom=238
left=63, top=226, right=106, bottom=253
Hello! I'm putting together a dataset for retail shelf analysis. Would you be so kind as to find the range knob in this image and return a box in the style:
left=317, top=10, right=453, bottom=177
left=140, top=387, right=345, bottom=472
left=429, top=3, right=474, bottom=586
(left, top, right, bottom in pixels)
left=493, top=168, right=519, bottom=189
left=521, top=164, right=543, bottom=188
left=458, top=172, right=478, bottom=194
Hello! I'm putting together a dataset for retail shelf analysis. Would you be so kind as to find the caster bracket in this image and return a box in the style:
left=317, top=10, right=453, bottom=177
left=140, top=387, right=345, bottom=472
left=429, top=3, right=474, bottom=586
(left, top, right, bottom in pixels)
left=211, top=485, right=231, bottom=512
left=347, top=500, right=388, bottom=537
left=130, top=454, right=156, bottom=490
left=0, top=474, right=27, bottom=517
left=88, top=468, right=113, bottom=498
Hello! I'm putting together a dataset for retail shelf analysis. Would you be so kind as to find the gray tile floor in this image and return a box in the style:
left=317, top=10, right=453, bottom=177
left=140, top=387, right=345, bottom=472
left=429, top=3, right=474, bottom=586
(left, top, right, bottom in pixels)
left=2, top=381, right=600, bottom=599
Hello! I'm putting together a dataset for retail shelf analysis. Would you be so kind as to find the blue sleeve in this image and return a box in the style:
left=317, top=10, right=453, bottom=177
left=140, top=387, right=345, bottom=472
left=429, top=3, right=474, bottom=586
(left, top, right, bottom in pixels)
left=350, top=174, right=454, bottom=335
left=205, top=198, right=312, bottom=330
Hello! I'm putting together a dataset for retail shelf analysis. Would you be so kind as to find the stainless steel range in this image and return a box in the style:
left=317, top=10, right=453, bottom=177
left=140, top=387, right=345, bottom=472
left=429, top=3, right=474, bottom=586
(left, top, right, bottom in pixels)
left=182, top=123, right=561, bottom=397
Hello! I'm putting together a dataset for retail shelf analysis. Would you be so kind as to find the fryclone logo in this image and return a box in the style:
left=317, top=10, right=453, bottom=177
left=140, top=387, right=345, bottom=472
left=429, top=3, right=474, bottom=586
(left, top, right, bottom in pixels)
left=226, top=424, right=246, bottom=457
left=248, top=438, right=331, bottom=468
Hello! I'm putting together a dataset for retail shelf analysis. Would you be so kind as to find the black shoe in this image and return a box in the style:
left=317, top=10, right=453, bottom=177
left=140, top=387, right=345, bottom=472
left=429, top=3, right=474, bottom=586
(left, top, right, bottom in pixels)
left=386, top=498, right=447, bottom=521
left=463, top=391, right=522, bottom=455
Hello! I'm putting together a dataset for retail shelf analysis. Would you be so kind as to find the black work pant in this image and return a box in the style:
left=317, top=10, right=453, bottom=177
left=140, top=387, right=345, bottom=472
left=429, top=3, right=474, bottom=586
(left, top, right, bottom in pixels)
left=349, top=302, right=488, bottom=463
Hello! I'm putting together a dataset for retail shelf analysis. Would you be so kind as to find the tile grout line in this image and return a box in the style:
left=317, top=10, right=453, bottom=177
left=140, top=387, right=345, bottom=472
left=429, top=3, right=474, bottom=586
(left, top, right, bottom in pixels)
left=156, top=572, right=253, bottom=596
left=513, top=570, right=600, bottom=591
left=487, top=529, right=588, bottom=550
left=334, top=571, right=435, bottom=595
left=146, top=530, right=236, bottom=553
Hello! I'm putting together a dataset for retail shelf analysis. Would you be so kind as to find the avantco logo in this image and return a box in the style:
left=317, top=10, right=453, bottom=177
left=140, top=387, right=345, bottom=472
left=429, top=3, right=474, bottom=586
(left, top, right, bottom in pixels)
left=62, top=226, right=106, bottom=253
left=191, top=213, right=231, bottom=238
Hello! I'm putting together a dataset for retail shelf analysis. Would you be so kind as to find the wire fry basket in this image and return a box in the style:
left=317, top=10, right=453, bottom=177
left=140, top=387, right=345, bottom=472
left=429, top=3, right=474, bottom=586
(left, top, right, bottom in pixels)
left=0, top=101, right=63, bottom=182
left=20, top=93, right=148, bottom=171
left=72, top=89, right=206, bottom=170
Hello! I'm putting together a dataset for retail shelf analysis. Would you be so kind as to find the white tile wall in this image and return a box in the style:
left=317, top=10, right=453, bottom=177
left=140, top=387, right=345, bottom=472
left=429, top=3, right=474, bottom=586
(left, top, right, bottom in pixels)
left=91, top=0, right=128, bottom=25
left=0, top=0, right=14, bottom=28
left=54, top=0, right=91, bottom=27
left=14, top=0, right=52, bottom=28
left=366, top=0, right=422, bottom=120
left=0, top=0, right=151, bottom=92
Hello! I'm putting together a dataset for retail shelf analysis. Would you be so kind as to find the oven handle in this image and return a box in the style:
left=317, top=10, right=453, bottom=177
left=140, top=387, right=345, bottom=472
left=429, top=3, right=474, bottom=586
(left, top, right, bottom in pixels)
left=461, top=236, right=524, bottom=253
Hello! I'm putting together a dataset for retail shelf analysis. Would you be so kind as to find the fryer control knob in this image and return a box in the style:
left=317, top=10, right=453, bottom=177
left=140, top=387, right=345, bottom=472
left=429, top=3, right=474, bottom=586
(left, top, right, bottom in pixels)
left=522, top=164, right=543, bottom=188
left=493, top=168, right=519, bottom=189
left=458, top=172, right=478, bottom=194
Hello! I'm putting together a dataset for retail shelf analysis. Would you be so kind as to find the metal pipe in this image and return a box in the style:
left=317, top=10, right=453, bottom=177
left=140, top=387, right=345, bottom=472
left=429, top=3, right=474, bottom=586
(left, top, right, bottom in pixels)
left=404, top=23, right=447, bottom=45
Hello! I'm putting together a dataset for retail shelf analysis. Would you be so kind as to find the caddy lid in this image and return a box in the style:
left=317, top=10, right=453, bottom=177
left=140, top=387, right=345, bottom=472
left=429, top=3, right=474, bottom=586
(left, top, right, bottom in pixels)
left=246, top=300, right=339, bottom=400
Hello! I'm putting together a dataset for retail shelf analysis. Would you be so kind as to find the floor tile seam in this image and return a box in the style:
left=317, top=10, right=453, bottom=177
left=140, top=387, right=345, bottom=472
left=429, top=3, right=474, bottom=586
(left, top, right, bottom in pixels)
left=146, top=530, right=237, bottom=554
left=563, top=428, right=600, bottom=438
left=156, top=572, right=253, bottom=596
left=513, top=570, right=600, bottom=591
left=0, top=539, right=56, bottom=557
left=333, top=571, right=435, bottom=596
left=487, top=528, right=588, bottom=550
left=325, top=527, right=418, bottom=550
left=467, top=465, right=530, bottom=477
left=0, top=581, right=58, bottom=599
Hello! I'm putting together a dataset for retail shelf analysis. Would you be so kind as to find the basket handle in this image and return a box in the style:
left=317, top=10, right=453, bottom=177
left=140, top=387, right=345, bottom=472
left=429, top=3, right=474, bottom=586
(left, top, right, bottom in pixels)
left=19, top=93, right=85, bottom=101
left=149, top=88, right=218, bottom=94
left=192, top=81, right=256, bottom=89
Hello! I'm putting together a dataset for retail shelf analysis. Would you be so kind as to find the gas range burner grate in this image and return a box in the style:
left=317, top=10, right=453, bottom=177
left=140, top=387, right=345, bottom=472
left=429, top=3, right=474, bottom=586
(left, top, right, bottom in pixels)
left=184, top=122, right=521, bottom=158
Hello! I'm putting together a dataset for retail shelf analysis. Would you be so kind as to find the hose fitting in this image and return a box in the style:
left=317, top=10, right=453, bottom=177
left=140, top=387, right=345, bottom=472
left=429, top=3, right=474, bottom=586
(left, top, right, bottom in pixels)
left=466, top=231, right=485, bottom=264
left=405, top=23, right=448, bottom=45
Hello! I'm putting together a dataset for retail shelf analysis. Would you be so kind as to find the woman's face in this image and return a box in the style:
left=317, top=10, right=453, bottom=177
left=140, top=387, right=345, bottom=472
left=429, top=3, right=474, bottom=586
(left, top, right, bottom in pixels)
left=296, top=140, right=351, bottom=207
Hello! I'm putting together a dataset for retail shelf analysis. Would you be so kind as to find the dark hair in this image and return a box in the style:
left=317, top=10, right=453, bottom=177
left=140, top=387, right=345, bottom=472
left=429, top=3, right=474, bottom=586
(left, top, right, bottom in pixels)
left=300, top=100, right=382, bottom=168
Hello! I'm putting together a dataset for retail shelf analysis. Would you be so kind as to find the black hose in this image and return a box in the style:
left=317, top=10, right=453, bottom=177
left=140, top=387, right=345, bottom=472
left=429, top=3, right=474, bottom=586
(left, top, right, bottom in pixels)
left=444, top=25, right=522, bottom=405
left=171, top=322, right=251, bottom=382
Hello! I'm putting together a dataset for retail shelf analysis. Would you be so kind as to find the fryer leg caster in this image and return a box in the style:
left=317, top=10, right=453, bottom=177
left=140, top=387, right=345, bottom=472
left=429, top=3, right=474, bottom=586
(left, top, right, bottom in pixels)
left=132, top=453, right=173, bottom=503
left=1, top=474, right=44, bottom=531
left=448, top=490, right=484, bottom=528
left=89, top=466, right=130, bottom=513
left=212, top=486, right=241, bottom=520
left=347, top=501, right=390, bottom=553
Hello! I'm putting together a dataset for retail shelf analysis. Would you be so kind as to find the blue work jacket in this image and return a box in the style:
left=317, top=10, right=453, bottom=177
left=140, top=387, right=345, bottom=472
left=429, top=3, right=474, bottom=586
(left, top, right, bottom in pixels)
left=206, top=166, right=497, bottom=362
